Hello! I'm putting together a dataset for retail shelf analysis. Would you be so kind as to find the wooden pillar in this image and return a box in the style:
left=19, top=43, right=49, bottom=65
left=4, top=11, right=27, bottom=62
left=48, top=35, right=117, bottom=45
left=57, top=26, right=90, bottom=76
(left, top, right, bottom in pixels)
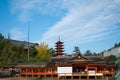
left=86, top=65, right=88, bottom=74
left=32, top=68, right=34, bottom=77
left=112, top=68, right=114, bottom=77
left=87, top=76, right=89, bottom=80
left=112, top=68, right=114, bottom=73
left=51, top=68, right=53, bottom=77
left=38, top=68, right=40, bottom=78
left=86, top=65, right=88, bottom=79
left=104, top=67, right=106, bottom=78
left=65, top=73, right=66, bottom=80
left=86, top=65, right=88, bottom=80
left=44, top=68, right=46, bottom=78
left=19, top=68, right=22, bottom=77
left=52, top=68, right=54, bottom=73
left=95, top=75, right=97, bottom=79
left=102, top=75, right=104, bottom=80
left=96, top=67, right=97, bottom=73
left=79, top=75, right=81, bottom=79
left=26, top=68, right=28, bottom=77
left=95, top=67, right=97, bottom=79
left=17, top=68, right=21, bottom=80
left=57, top=75, right=59, bottom=80
left=71, top=74, right=73, bottom=80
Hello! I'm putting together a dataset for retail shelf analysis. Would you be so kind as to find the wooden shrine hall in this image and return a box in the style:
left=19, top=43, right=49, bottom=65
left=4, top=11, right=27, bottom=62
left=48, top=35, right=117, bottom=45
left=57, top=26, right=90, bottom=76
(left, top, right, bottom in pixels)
left=14, top=40, right=116, bottom=80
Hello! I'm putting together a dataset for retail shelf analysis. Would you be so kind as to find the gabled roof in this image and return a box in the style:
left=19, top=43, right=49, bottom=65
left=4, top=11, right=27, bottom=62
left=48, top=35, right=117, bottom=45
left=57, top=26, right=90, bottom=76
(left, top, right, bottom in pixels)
left=72, top=52, right=105, bottom=61
left=72, top=53, right=88, bottom=60
left=47, top=57, right=71, bottom=67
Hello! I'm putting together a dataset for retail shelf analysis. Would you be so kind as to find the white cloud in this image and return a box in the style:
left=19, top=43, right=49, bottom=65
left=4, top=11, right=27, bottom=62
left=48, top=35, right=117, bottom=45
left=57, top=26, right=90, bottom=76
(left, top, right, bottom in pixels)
left=10, top=0, right=120, bottom=52
left=9, top=28, right=26, bottom=40
left=40, top=0, right=120, bottom=52
left=10, top=0, right=69, bottom=22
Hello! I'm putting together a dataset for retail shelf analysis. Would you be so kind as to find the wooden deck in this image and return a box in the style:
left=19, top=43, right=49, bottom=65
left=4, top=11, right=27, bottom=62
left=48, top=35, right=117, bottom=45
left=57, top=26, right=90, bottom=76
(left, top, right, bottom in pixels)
left=0, top=76, right=113, bottom=80
left=19, top=72, right=114, bottom=80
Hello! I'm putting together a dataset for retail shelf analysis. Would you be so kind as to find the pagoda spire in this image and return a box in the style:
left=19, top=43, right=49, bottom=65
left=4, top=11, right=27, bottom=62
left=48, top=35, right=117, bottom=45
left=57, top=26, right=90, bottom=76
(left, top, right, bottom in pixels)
left=58, top=36, right=60, bottom=41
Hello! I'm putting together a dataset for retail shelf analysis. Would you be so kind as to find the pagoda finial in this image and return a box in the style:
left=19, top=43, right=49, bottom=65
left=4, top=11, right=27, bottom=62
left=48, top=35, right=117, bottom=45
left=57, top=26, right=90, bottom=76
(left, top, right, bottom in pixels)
left=58, top=36, right=60, bottom=41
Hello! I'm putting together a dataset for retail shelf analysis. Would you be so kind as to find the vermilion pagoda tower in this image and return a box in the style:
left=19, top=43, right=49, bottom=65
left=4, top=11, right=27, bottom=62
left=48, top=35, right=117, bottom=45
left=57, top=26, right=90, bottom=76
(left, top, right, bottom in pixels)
left=55, top=37, right=64, bottom=57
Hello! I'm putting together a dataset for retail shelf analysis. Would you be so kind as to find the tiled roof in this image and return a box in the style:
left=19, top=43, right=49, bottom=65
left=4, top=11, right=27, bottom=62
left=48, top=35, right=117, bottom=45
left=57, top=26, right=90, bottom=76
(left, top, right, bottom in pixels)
left=14, top=54, right=115, bottom=68
left=15, top=62, right=47, bottom=68
left=10, top=39, right=39, bottom=49
left=47, top=57, right=71, bottom=67
left=84, top=56, right=105, bottom=61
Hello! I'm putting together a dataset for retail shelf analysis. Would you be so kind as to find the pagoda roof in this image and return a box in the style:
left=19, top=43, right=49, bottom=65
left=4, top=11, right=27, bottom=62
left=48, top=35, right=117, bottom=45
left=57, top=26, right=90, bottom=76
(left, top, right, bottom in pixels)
left=55, top=41, right=64, bottom=44
left=55, top=49, right=65, bottom=51
left=55, top=47, right=64, bottom=49
left=55, top=44, right=64, bottom=46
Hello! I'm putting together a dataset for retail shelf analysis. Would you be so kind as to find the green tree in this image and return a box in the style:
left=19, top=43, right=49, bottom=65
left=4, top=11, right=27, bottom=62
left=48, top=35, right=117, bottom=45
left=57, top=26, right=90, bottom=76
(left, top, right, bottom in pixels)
left=0, top=33, right=4, bottom=41
left=105, top=54, right=117, bottom=61
left=0, top=38, right=16, bottom=67
left=114, top=43, right=118, bottom=47
left=116, top=53, right=120, bottom=69
left=48, top=48, right=55, bottom=57
left=0, top=33, right=5, bottom=55
left=118, top=43, right=120, bottom=47
left=0, top=33, right=28, bottom=67
left=1, top=43, right=14, bottom=67
left=14, top=44, right=27, bottom=61
left=84, top=50, right=93, bottom=56
left=73, top=46, right=81, bottom=56
left=29, top=45, right=38, bottom=61
left=93, top=52, right=97, bottom=56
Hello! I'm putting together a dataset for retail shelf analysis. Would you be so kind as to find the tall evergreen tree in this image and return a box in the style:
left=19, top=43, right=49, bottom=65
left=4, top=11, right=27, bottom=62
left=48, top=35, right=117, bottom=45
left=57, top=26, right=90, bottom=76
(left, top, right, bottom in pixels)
left=84, top=50, right=93, bottom=56
left=114, top=43, right=118, bottom=47
left=73, top=46, right=81, bottom=56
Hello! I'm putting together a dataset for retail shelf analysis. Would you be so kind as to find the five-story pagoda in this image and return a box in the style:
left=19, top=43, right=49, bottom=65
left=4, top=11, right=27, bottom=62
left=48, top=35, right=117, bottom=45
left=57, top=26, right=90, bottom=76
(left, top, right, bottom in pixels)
left=55, top=38, right=64, bottom=57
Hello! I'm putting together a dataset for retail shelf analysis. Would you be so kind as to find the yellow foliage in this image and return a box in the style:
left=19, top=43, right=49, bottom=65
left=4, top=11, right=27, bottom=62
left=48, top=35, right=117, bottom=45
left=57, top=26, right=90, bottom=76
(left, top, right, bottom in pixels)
left=38, top=42, right=48, bottom=54
left=98, top=53, right=103, bottom=57
left=37, top=42, right=52, bottom=61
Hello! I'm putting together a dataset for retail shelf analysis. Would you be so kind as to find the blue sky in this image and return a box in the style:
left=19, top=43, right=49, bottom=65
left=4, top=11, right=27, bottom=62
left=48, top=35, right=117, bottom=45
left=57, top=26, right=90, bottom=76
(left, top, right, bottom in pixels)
left=0, top=0, right=120, bottom=54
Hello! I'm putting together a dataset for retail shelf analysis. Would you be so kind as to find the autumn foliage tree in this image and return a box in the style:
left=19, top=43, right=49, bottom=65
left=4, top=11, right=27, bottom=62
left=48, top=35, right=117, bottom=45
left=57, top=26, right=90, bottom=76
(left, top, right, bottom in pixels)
left=33, top=42, right=54, bottom=62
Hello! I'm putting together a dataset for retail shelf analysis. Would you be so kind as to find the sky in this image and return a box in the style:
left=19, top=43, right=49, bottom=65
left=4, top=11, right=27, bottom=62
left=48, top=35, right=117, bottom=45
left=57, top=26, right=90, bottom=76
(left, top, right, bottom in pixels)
left=0, top=0, right=120, bottom=54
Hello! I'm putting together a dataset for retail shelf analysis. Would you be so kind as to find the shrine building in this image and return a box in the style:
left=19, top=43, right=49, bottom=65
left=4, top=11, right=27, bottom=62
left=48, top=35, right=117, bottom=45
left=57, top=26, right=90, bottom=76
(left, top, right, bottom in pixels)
left=14, top=40, right=116, bottom=80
